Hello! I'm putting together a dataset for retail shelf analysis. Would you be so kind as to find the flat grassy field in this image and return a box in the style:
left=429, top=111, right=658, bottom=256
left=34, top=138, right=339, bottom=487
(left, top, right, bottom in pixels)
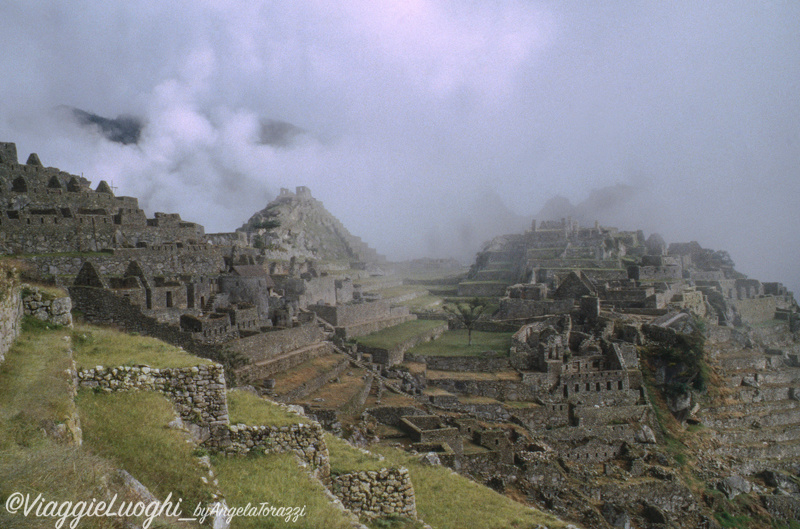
left=355, top=319, right=445, bottom=350
left=406, top=330, right=513, bottom=357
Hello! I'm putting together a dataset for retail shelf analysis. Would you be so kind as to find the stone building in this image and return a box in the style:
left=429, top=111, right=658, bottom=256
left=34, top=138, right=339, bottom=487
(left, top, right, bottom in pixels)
left=0, top=142, right=203, bottom=254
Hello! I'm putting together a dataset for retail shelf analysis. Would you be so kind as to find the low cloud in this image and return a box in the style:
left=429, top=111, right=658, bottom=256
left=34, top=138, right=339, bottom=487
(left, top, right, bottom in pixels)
left=0, top=1, right=797, bottom=293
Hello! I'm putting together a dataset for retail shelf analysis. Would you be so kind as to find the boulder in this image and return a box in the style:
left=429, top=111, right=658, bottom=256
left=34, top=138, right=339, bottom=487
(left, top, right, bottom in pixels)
left=717, top=474, right=752, bottom=500
left=420, top=452, right=441, bottom=466
left=634, top=425, right=657, bottom=444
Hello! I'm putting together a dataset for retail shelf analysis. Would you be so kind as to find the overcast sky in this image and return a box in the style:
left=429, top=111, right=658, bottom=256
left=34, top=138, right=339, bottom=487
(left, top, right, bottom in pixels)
left=1, top=1, right=799, bottom=292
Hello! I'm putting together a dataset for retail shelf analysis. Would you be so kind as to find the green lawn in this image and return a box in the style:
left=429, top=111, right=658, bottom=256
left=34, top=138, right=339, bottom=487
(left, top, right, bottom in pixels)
left=404, top=295, right=445, bottom=311
left=367, top=284, right=429, bottom=299
left=406, top=330, right=513, bottom=357
left=72, top=323, right=213, bottom=369
left=355, top=320, right=445, bottom=350
left=227, top=388, right=304, bottom=426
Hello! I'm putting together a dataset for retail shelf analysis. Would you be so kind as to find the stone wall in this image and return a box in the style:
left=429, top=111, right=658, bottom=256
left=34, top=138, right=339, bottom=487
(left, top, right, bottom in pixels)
left=235, top=343, right=333, bottom=383
left=227, top=322, right=323, bottom=363
left=406, top=354, right=511, bottom=372
left=429, top=377, right=538, bottom=401
left=457, top=282, right=509, bottom=297
left=225, top=422, right=330, bottom=473
left=730, top=296, right=779, bottom=325
left=331, top=468, right=416, bottom=519
left=336, top=312, right=416, bottom=340
left=68, top=286, right=237, bottom=374
left=75, top=357, right=333, bottom=475
left=22, top=286, right=72, bottom=327
left=25, top=247, right=225, bottom=282
left=0, top=283, right=22, bottom=364
left=310, top=300, right=391, bottom=327
left=495, top=298, right=574, bottom=321
left=77, top=364, right=229, bottom=429
left=573, top=404, right=653, bottom=427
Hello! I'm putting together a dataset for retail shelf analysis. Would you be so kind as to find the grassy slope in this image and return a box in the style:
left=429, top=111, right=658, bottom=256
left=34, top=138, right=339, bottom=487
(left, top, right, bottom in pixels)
left=212, top=453, right=356, bottom=529
left=77, top=390, right=213, bottom=508
left=0, top=318, right=74, bottom=450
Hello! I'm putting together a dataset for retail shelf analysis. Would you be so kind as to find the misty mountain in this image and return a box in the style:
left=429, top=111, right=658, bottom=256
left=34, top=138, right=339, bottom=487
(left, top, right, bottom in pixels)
left=537, top=184, right=641, bottom=226
left=258, top=119, right=307, bottom=147
left=69, top=108, right=143, bottom=145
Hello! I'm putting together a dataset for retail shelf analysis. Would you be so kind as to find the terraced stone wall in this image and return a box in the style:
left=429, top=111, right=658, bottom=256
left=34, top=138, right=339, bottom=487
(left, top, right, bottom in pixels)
left=0, top=283, right=21, bottom=363
left=77, top=364, right=229, bottom=428
left=331, top=468, right=416, bottom=519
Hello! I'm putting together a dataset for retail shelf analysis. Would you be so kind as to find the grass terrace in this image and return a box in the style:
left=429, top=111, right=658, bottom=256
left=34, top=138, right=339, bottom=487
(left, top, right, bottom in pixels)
left=325, top=433, right=388, bottom=475
left=212, top=452, right=356, bottom=529
left=355, top=319, right=444, bottom=350
left=0, top=317, right=74, bottom=451
left=20, top=283, right=68, bottom=300
left=0, top=318, right=188, bottom=528
left=226, top=388, right=304, bottom=427
left=72, top=323, right=213, bottom=369
left=76, top=390, right=213, bottom=510
left=406, top=330, right=513, bottom=357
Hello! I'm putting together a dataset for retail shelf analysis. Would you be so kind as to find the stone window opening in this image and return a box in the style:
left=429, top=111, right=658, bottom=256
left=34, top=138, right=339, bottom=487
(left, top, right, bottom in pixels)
left=618, top=380, right=623, bottom=390
left=166, top=291, right=173, bottom=308
left=607, top=381, right=612, bottom=390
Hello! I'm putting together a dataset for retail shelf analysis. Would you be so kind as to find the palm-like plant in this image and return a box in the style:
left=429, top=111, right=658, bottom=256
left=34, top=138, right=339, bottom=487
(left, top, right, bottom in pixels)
left=443, top=297, right=487, bottom=346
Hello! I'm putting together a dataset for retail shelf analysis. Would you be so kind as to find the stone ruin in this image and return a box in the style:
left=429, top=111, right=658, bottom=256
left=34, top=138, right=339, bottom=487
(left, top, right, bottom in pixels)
left=0, top=143, right=203, bottom=254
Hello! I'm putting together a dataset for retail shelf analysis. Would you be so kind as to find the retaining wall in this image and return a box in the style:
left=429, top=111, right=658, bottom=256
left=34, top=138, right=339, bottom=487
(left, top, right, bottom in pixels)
left=331, top=468, right=416, bottom=519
